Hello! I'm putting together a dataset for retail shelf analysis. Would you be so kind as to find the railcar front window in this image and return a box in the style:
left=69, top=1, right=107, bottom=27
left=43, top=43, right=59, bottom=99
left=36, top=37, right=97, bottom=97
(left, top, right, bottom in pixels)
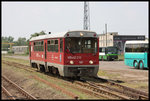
left=65, top=37, right=97, bottom=53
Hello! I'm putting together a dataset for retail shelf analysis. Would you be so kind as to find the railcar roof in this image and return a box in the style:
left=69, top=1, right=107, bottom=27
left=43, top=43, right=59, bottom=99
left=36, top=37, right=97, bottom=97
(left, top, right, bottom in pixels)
left=29, top=30, right=97, bottom=41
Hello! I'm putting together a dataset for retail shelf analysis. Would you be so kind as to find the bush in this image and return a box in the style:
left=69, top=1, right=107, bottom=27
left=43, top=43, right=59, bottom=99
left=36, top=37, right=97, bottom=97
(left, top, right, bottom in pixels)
left=8, top=50, right=14, bottom=54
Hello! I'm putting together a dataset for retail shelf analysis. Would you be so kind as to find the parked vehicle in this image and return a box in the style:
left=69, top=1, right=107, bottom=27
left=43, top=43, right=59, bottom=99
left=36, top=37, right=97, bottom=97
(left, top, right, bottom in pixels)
left=99, top=46, right=118, bottom=61
left=124, top=40, right=149, bottom=69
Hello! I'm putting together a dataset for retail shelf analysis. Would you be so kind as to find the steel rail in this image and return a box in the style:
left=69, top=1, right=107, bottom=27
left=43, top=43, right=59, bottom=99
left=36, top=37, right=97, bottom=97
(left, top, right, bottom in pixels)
left=74, top=81, right=129, bottom=100
left=2, top=75, right=37, bottom=100
left=2, top=60, right=35, bottom=72
left=87, top=81, right=148, bottom=100
left=93, top=77, right=148, bottom=100
left=31, top=75, right=79, bottom=100
left=2, top=85, right=16, bottom=100
left=107, top=81, right=148, bottom=97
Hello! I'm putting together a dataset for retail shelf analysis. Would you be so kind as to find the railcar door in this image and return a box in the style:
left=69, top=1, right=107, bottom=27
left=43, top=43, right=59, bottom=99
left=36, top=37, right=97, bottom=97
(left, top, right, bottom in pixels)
left=29, top=44, right=31, bottom=57
left=45, top=42, right=47, bottom=59
left=44, top=41, right=49, bottom=72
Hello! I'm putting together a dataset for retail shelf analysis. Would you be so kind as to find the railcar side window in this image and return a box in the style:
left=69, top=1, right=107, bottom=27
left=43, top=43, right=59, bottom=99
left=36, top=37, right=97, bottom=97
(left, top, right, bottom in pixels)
left=34, top=41, right=44, bottom=51
left=47, top=40, right=51, bottom=51
left=47, top=39, right=58, bottom=52
left=55, top=40, right=58, bottom=52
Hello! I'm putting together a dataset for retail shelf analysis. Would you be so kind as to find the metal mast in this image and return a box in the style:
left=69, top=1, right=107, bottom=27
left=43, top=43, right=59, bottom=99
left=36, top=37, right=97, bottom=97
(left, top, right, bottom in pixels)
left=84, top=2, right=90, bottom=30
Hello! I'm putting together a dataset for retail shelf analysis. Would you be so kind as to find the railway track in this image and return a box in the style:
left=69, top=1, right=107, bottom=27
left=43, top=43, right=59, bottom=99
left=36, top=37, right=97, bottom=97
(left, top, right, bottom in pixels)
left=2, top=60, right=79, bottom=99
left=2, top=60, right=149, bottom=100
left=2, top=85, right=16, bottom=100
left=2, top=60, right=35, bottom=72
left=93, top=77, right=149, bottom=99
left=2, top=75, right=37, bottom=100
left=74, top=80, right=130, bottom=100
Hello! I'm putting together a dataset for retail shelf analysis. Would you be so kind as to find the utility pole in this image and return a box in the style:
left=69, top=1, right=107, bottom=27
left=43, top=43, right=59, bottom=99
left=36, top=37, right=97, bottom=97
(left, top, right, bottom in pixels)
left=84, top=2, right=90, bottom=30
left=105, top=24, right=107, bottom=47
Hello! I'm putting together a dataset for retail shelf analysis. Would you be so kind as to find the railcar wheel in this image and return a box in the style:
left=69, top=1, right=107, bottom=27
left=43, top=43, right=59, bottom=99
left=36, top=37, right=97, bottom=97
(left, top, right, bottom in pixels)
left=52, top=67, right=59, bottom=75
left=133, top=61, right=139, bottom=69
left=139, top=61, right=144, bottom=69
left=38, top=65, right=45, bottom=72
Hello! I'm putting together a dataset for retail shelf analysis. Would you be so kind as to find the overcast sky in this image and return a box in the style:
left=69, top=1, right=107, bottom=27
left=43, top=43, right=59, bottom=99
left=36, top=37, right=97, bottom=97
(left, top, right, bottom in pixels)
left=2, top=1, right=148, bottom=41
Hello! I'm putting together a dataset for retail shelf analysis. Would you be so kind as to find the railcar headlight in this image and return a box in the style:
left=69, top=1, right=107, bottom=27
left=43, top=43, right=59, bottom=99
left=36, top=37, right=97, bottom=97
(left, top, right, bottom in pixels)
left=70, top=60, right=74, bottom=64
left=89, top=60, right=93, bottom=64
left=80, top=32, right=83, bottom=36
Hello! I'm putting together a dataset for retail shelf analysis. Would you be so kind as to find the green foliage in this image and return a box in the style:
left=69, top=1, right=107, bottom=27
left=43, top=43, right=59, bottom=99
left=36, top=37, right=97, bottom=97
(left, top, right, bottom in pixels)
left=2, top=36, right=14, bottom=51
left=7, top=50, right=14, bottom=54
left=30, top=30, right=46, bottom=39
left=2, top=30, right=46, bottom=54
left=118, top=54, right=124, bottom=61
left=14, top=37, right=27, bottom=46
left=2, top=36, right=14, bottom=43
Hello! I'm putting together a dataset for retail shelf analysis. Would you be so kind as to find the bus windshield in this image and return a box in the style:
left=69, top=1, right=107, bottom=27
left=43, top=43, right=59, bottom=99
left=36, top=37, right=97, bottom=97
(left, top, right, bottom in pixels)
left=125, top=43, right=148, bottom=52
left=65, top=37, right=98, bottom=53
left=99, top=47, right=105, bottom=53
left=106, top=47, right=118, bottom=54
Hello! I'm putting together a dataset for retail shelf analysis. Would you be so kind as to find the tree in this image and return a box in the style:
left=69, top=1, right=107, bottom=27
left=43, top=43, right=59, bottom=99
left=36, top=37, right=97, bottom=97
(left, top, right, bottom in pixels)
left=2, top=36, right=14, bottom=51
left=14, top=37, right=27, bottom=46
left=30, top=30, right=46, bottom=39
left=2, top=36, right=14, bottom=43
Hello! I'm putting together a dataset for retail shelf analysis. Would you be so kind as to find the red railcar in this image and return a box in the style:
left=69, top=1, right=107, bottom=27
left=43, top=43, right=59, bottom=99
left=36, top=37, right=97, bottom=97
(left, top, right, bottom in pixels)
left=29, top=30, right=99, bottom=77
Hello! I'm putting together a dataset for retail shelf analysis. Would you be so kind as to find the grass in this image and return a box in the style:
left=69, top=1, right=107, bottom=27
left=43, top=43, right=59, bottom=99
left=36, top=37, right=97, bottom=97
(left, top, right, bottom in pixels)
left=97, top=70, right=120, bottom=79
left=121, top=82, right=148, bottom=91
left=2, top=56, right=30, bottom=65
left=2, top=53, right=29, bottom=56
left=118, top=54, right=124, bottom=61
left=2, top=63, right=69, bottom=98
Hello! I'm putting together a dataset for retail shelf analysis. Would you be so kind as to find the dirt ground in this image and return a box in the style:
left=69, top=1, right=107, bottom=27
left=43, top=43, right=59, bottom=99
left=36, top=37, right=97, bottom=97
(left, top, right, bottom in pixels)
left=2, top=55, right=149, bottom=94
left=2, top=64, right=70, bottom=100
left=99, top=61, right=149, bottom=92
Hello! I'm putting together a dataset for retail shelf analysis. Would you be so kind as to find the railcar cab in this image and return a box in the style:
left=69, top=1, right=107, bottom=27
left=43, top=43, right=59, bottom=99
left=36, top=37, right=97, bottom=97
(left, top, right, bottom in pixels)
left=63, top=31, right=99, bottom=77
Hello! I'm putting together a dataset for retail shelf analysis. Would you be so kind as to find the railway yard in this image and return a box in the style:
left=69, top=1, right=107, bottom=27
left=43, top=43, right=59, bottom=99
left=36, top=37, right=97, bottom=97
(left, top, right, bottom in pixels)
left=1, top=55, right=149, bottom=100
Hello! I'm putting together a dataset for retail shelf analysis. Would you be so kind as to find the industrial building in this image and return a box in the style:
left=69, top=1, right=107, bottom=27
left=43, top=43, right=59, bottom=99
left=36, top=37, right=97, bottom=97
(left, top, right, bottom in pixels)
left=12, top=46, right=28, bottom=54
left=98, top=32, right=145, bottom=54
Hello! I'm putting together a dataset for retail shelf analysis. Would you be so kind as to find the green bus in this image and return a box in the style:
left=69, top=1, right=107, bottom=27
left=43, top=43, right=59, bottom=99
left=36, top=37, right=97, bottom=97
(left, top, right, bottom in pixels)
left=99, top=46, right=118, bottom=61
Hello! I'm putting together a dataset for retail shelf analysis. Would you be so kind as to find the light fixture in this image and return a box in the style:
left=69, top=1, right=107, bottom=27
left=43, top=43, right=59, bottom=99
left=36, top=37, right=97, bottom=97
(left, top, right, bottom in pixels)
left=80, top=32, right=84, bottom=36
left=70, top=60, right=74, bottom=64
left=89, top=60, right=93, bottom=64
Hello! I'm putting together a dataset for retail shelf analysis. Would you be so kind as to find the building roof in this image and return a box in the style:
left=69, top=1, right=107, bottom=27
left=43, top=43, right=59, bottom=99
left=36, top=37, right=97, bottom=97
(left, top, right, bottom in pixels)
left=12, top=46, right=28, bottom=48
left=125, top=40, right=148, bottom=44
